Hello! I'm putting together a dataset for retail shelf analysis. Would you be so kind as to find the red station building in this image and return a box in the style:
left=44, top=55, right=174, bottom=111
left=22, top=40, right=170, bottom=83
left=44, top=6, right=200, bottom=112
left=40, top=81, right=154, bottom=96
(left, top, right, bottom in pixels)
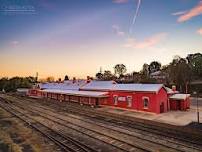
left=28, top=80, right=190, bottom=114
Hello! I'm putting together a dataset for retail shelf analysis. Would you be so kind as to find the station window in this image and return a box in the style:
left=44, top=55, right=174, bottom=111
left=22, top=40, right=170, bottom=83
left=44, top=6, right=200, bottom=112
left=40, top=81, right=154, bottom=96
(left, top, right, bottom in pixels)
left=113, top=95, right=118, bottom=105
left=143, top=97, right=149, bottom=109
left=127, top=96, right=132, bottom=107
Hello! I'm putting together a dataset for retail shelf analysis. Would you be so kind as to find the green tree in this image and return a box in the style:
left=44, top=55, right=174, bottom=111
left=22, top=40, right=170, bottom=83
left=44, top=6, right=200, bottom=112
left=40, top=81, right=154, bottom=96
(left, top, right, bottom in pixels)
left=0, top=77, right=8, bottom=91
left=114, top=64, right=127, bottom=78
left=95, top=72, right=103, bottom=80
left=168, top=58, right=191, bottom=92
left=187, top=53, right=202, bottom=79
left=0, top=77, right=32, bottom=92
left=103, top=70, right=114, bottom=80
left=64, top=75, right=69, bottom=81
left=149, top=61, right=161, bottom=73
left=46, top=76, right=55, bottom=82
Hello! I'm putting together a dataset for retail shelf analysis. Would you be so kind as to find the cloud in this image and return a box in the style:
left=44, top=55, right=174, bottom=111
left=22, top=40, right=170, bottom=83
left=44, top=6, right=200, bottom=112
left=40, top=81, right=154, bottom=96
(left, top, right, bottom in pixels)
left=113, top=0, right=129, bottom=4
left=197, top=28, right=202, bottom=35
left=112, top=25, right=125, bottom=36
left=11, top=41, right=19, bottom=45
left=172, top=11, right=187, bottom=16
left=123, top=33, right=167, bottom=49
left=174, top=1, right=202, bottom=22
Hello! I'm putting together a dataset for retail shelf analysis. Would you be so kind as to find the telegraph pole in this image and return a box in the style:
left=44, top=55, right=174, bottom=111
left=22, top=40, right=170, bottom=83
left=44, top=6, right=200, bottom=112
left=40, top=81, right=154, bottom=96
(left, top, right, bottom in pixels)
left=197, top=93, right=199, bottom=123
left=194, top=91, right=200, bottom=123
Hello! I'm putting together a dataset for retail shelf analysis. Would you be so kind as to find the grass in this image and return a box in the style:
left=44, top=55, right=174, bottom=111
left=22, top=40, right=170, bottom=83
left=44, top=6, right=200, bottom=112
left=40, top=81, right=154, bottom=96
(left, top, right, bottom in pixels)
left=0, top=106, right=56, bottom=152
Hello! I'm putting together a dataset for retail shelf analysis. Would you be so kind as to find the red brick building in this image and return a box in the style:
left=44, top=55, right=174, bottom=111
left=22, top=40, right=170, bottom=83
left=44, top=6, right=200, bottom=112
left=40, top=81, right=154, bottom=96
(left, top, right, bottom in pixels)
left=28, top=80, right=190, bottom=114
left=80, top=81, right=168, bottom=113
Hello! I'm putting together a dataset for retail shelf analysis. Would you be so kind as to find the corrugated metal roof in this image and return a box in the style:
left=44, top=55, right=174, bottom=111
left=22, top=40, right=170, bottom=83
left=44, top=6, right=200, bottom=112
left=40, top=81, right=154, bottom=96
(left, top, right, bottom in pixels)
left=114, top=84, right=163, bottom=92
left=81, top=81, right=163, bottom=92
left=41, top=89, right=108, bottom=97
left=39, top=81, right=86, bottom=90
left=81, top=81, right=116, bottom=91
left=39, top=81, right=164, bottom=93
left=169, top=94, right=190, bottom=100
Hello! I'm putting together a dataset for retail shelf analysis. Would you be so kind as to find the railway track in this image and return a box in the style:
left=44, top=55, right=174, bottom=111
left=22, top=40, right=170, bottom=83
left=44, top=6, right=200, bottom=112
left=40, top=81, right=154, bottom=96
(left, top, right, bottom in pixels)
left=18, top=95, right=202, bottom=147
left=14, top=100, right=202, bottom=152
left=0, top=98, right=151, bottom=152
left=2, top=94, right=201, bottom=151
left=0, top=100, right=97, bottom=152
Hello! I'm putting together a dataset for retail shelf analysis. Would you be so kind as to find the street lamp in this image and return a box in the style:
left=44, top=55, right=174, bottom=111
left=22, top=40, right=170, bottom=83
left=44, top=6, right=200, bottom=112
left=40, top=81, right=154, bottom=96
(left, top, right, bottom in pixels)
left=193, top=91, right=199, bottom=123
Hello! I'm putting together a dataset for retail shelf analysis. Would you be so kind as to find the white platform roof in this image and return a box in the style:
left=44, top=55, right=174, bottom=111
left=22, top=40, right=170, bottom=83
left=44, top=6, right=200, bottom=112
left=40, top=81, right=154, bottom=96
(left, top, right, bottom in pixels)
left=169, top=94, right=190, bottom=100
left=41, top=89, right=108, bottom=98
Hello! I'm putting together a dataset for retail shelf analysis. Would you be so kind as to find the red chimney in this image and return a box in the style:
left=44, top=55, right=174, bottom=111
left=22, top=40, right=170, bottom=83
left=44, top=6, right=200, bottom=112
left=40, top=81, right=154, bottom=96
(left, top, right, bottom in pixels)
left=86, top=76, right=91, bottom=83
left=172, top=85, right=176, bottom=92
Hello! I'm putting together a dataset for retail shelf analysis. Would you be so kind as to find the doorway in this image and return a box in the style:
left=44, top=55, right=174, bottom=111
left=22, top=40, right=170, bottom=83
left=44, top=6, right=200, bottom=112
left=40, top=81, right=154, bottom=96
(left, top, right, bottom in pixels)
left=160, top=102, right=164, bottom=113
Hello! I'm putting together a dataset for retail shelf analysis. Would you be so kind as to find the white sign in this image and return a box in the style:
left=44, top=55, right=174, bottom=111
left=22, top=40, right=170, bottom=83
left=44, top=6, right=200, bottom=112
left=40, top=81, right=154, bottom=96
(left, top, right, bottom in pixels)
left=118, top=96, right=126, bottom=101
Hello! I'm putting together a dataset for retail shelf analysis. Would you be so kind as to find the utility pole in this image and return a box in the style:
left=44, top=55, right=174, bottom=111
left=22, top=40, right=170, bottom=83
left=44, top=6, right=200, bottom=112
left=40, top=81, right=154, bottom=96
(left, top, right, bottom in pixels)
left=100, top=67, right=102, bottom=73
left=36, top=72, right=38, bottom=83
left=194, top=91, right=200, bottom=123
left=197, top=93, right=199, bottom=123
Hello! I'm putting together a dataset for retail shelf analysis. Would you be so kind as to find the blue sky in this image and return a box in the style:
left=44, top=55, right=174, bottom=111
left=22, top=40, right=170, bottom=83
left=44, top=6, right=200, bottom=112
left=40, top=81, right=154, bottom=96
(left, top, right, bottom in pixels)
left=0, top=0, right=202, bottom=79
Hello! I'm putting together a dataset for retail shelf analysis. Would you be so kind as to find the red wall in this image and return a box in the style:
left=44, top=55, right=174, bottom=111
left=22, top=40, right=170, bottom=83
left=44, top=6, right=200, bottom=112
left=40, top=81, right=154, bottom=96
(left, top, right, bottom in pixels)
left=28, top=88, right=169, bottom=114
left=156, top=88, right=168, bottom=113
left=169, top=97, right=190, bottom=111
left=99, top=88, right=168, bottom=114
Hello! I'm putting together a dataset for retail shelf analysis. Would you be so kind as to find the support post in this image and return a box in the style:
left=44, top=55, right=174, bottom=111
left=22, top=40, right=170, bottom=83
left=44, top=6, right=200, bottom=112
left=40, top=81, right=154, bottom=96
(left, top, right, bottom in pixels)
left=194, top=91, right=200, bottom=124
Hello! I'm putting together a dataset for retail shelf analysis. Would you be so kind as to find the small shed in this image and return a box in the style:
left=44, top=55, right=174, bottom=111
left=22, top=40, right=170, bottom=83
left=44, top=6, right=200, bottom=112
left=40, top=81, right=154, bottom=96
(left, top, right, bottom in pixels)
left=169, top=94, right=190, bottom=111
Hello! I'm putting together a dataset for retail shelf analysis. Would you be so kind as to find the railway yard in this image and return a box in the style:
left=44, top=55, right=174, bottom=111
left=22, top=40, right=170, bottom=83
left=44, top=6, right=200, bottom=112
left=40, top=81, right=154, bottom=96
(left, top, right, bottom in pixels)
left=0, top=93, right=202, bottom=152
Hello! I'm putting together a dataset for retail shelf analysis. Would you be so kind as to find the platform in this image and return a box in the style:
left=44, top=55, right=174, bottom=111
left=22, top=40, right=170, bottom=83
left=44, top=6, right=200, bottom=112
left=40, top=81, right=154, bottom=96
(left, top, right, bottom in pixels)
left=97, top=97, right=202, bottom=126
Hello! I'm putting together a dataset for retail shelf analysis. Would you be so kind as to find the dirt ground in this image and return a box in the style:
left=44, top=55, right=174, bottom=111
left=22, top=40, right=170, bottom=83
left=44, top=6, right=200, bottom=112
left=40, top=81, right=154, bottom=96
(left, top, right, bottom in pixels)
left=0, top=107, right=59, bottom=152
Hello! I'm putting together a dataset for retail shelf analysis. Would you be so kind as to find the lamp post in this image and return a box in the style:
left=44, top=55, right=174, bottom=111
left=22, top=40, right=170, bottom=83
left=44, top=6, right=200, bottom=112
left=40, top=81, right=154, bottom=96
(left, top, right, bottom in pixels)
left=193, top=91, right=199, bottom=123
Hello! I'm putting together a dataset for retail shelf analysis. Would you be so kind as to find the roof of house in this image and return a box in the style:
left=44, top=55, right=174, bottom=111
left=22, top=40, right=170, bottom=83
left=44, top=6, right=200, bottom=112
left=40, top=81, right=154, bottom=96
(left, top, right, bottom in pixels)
left=114, top=84, right=164, bottom=92
left=39, top=81, right=86, bottom=90
left=81, top=81, right=116, bottom=91
left=169, top=94, right=190, bottom=100
left=41, top=89, right=108, bottom=98
left=81, top=81, right=164, bottom=92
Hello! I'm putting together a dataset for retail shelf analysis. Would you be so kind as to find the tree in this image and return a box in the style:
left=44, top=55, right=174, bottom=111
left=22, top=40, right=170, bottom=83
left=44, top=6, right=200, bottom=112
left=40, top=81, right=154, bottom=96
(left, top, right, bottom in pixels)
left=103, top=70, right=114, bottom=80
left=0, top=77, right=32, bottom=92
left=58, top=78, right=62, bottom=82
left=114, top=64, right=127, bottom=78
left=187, top=53, right=202, bottom=79
left=64, top=75, right=69, bottom=81
left=149, top=61, right=161, bottom=73
left=46, top=76, right=55, bottom=83
left=139, top=63, right=157, bottom=83
left=0, top=77, right=8, bottom=91
left=141, top=63, right=149, bottom=77
left=95, top=72, right=103, bottom=80
left=168, top=58, right=191, bottom=92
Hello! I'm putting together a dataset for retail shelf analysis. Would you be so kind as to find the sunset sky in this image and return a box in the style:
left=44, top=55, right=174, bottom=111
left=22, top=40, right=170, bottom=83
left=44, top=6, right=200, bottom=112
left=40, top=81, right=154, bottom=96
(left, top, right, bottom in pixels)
left=0, top=0, right=202, bottom=79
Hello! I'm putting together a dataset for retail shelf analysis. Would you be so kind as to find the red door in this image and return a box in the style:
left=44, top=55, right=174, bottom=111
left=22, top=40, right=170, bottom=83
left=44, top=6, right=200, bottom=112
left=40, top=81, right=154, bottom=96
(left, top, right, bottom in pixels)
left=160, top=102, right=164, bottom=113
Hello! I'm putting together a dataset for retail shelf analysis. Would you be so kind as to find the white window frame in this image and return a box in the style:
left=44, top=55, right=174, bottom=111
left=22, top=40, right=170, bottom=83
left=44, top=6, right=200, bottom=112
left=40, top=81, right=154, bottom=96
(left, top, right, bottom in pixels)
left=127, top=96, right=132, bottom=107
left=113, top=95, right=118, bottom=105
left=143, top=97, right=149, bottom=109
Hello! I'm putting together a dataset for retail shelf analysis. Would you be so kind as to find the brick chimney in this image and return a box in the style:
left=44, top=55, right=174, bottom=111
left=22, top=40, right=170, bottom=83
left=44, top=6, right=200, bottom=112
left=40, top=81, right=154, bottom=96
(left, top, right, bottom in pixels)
left=172, top=85, right=176, bottom=92
left=86, top=76, right=91, bottom=83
